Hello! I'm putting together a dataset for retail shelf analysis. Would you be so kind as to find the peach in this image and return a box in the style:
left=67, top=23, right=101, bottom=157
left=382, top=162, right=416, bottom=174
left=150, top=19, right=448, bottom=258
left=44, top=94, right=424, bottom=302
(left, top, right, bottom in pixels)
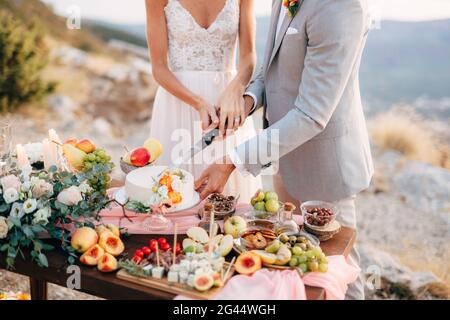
left=130, top=147, right=150, bottom=167
left=235, top=252, right=262, bottom=275
left=95, top=224, right=120, bottom=237
left=97, top=253, right=118, bottom=272
left=64, top=138, right=78, bottom=147
left=76, top=139, right=96, bottom=153
left=80, top=244, right=104, bottom=266
left=71, top=227, right=98, bottom=253
left=98, top=232, right=125, bottom=256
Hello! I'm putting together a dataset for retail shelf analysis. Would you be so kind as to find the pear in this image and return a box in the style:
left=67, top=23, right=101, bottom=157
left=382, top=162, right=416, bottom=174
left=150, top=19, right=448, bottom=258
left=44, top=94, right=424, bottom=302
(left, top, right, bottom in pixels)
left=274, top=244, right=292, bottom=265
left=265, top=239, right=281, bottom=254
left=63, top=143, right=86, bottom=171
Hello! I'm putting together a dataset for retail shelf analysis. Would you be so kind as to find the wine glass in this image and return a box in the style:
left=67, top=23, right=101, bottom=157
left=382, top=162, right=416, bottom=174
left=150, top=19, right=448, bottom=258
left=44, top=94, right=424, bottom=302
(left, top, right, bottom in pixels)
left=0, top=120, right=12, bottom=174
left=141, top=202, right=173, bottom=231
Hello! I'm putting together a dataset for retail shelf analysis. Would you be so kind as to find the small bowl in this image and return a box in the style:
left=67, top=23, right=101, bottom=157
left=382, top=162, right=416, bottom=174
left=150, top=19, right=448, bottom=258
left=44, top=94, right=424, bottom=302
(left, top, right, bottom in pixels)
left=205, top=192, right=239, bottom=219
left=120, top=158, right=153, bottom=174
left=300, top=200, right=338, bottom=230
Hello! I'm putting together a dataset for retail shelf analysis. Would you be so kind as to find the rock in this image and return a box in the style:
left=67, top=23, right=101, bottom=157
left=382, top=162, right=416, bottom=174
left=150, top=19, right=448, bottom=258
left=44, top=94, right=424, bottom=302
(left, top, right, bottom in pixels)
left=51, top=46, right=88, bottom=67
left=92, top=118, right=115, bottom=138
left=360, top=244, right=440, bottom=294
left=47, top=95, right=78, bottom=121
left=392, top=161, right=450, bottom=215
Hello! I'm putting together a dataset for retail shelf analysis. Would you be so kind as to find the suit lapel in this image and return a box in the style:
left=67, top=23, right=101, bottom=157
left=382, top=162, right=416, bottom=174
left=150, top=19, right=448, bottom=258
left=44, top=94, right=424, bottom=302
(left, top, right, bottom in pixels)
left=263, top=0, right=282, bottom=72
left=267, top=0, right=305, bottom=70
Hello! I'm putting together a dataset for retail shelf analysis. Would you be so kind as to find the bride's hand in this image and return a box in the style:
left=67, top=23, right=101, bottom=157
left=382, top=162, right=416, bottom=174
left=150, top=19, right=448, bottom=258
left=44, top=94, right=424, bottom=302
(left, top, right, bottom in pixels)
left=197, top=100, right=219, bottom=132
left=216, top=85, right=246, bottom=137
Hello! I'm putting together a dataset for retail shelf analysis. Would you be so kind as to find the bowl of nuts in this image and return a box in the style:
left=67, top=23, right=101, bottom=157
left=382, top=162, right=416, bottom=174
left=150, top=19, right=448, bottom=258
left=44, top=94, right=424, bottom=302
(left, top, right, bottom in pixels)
left=198, top=192, right=239, bottom=220
left=300, top=201, right=338, bottom=230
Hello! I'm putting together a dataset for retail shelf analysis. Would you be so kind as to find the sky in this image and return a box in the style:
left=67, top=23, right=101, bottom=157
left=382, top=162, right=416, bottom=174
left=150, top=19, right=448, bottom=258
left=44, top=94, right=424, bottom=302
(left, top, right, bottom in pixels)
left=41, top=0, right=450, bottom=24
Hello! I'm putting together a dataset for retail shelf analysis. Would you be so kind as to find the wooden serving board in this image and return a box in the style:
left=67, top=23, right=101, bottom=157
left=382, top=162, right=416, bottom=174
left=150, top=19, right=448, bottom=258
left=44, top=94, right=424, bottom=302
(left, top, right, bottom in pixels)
left=116, top=264, right=235, bottom=300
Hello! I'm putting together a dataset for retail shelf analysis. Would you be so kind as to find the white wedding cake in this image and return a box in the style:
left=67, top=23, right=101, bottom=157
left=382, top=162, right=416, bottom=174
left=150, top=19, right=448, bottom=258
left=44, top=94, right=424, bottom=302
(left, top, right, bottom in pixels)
left=125, top=166, right=195, bottom=208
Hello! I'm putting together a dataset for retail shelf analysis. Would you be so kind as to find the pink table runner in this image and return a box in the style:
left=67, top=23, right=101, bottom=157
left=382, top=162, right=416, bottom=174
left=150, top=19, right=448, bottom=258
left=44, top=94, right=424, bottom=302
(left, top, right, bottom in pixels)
left=176, top=255, right=359, bottom=300
left=99, top=188, right=253, bottom=234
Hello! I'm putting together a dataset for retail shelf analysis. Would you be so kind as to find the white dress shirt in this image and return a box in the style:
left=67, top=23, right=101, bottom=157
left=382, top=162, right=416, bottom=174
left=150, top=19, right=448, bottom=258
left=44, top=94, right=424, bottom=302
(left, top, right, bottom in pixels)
left=231, top=6, right=288, bottom=175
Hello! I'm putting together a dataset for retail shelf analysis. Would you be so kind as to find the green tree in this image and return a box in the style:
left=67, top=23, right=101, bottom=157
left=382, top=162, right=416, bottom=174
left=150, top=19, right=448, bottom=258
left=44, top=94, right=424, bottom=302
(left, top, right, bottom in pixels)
left=0, top=10, right=55, bottom=113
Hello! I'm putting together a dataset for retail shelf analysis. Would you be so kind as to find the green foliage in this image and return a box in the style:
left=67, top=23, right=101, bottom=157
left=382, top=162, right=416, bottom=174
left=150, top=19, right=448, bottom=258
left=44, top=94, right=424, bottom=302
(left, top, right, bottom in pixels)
left=0, top=10, right=56, bottom=113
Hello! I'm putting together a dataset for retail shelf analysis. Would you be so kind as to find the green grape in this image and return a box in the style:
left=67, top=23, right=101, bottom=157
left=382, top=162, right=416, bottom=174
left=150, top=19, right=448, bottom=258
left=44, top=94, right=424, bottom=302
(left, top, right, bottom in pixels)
left=299, top=263, right=308, bottom=273
left=319, top=263, right=328, bottom=273
left=305, top=250, right=315, bottom=259
left=289, top=257, right=298, bottom=267
left=312, top=247, right=322, bottom=256
left=308, top=260, right=319, bottom=272
left=297, top=254, right=308, bottom=263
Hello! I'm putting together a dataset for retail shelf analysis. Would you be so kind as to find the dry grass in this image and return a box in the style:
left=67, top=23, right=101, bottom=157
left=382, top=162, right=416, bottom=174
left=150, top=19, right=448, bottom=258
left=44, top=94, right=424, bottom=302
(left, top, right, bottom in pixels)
left=369, top=107, right=450, bottom=169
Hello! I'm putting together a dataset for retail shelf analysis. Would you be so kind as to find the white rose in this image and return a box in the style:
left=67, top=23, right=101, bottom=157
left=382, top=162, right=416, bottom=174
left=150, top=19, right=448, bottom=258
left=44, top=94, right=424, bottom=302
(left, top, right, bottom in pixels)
left=57, top=186, right=83, bottom=206
left=0, top=216, right=8, bottom=239
left=31, top=179, right=53, bottom=198
left=23, top=198, right=37, bottom=213
left=78, top=181, right=93, bottom=194
left=1, top=175, right=21, bottom=192
left=32, top=207, right=51, bottom=225
left=171, top=176, right=183, bottom=192
left=144, top=193, right=161, bottom=207
left=21, top=181, right=32, bottom=192
left=157, top=185, right=169, bottom=197
left=9, top=203, right=24, bottom=219
left=3, top=188, right=19, bottom=204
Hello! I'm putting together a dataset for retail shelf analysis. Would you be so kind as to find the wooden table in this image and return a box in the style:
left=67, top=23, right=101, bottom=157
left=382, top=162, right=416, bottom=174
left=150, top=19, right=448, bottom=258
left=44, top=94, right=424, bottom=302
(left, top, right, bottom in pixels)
left=0, top=227, right=355, bottom=300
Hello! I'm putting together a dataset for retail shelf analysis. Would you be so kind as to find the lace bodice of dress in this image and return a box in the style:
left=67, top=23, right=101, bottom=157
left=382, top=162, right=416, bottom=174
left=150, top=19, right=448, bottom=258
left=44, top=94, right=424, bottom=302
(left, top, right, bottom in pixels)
left=164, top=0, right=239, bottom=72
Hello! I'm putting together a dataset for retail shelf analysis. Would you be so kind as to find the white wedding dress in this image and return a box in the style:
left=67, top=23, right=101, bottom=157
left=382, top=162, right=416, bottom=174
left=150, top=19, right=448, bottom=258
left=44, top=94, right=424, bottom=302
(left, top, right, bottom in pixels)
left=150, top=0, right=262, bottom=203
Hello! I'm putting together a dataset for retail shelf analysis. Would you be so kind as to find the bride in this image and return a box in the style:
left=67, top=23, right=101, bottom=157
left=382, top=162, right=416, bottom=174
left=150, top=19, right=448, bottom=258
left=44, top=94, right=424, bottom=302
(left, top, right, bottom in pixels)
left=145, top=0, right=262, bottom=202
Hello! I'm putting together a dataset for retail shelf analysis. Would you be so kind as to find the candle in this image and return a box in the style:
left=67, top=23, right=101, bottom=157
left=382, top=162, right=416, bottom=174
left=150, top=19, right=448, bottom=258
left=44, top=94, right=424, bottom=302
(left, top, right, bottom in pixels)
left=16, top=144, right=31, bottom=171
left=48, top=129, right=61, bottom=169
left=42, top=139, right=55, bottom=171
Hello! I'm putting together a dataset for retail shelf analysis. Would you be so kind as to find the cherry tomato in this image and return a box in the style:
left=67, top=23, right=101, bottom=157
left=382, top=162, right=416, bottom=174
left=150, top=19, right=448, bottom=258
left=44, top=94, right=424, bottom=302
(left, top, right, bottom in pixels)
left=142, top=246, right=152, bottom=256
left=134, top=249, right=144, bottom=258
left=175, top=243, right=181, bottom=255
left=149, top=239, right=158, bottom=251
left=158, top=237, right=168, bottom=245
left=133, top=256, right=142, bottom=264
left=160, top=242, right=170, bottom=251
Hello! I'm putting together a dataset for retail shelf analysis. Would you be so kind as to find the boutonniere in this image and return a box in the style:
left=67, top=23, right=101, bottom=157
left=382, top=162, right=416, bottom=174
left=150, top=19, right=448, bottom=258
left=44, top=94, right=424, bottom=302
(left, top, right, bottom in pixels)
left=283, top=0, right=300, bottom=17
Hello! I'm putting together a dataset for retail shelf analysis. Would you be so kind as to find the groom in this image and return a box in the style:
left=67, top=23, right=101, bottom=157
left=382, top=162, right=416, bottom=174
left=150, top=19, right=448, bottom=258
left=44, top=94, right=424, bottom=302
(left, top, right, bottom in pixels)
left=195, top=0, right=373, bottom=299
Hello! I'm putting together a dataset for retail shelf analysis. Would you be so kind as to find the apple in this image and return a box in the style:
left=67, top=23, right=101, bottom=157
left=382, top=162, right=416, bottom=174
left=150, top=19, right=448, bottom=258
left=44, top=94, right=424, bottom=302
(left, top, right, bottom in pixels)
left=71, top=227, right=98, bottom=253
left=80, top=244, right=104, bottom=266
left=224, top=216, right=247, bottom=239
left=63, top=144, right=86, bottom=171
left=76, top=139, right=96, bottom=153
left=97, top=253, right=118, bottom=272
left=265, top=199, right=280, bottom=213
left=218, top=234, right=234, bottom=257
left=143, top=138, right=163, bottom=163
left=130, top=147, right=151, bottom=167
left=264, top=191, right=278, bottom=202
left=253, top=201, right=266, bottom=211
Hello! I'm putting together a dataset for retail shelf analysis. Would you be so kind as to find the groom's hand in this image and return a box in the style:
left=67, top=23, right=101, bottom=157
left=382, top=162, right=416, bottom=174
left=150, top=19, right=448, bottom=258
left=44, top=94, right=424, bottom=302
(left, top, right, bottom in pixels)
left=194, top=156, right=235, bottom=199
